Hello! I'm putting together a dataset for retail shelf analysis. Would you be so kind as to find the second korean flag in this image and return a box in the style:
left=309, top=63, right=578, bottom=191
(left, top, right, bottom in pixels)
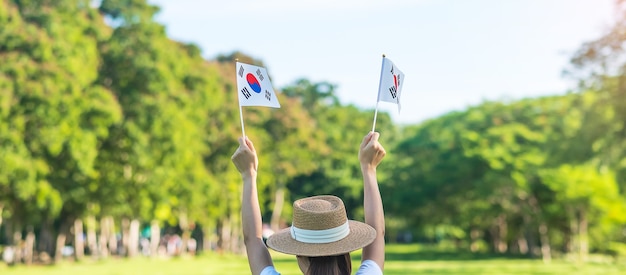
left=377, top=57, right=404, bottom=113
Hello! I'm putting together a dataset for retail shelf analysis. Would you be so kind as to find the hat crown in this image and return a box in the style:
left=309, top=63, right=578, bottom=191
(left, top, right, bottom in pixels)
left=266, top=195, right=377, bottom=256
left=292, top=195, right=347, bottom=231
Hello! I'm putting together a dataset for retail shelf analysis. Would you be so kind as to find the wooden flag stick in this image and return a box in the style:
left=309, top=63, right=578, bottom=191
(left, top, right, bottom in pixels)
left=372, top=54, right=386, bottom=132
left=371, top=102, right=380, bottom=132
left=239, top=105, right=246, bottom=139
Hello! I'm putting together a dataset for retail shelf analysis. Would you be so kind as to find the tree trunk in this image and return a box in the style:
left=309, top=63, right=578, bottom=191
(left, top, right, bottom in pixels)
left=218, top=217, right=233, bottom=253
left=270, top=186, right=285, bottom=232
left=578, top=209, right=588, bottom=262
left=525, top=221, right=538, bottom=257
left=179, top=213, right=189, bottom=255
left=24, top=230, right=35, bottom=265
left=570, top=213, right=579, bottom=256
left=499, top=215, right=508, bottom=253
left=99, top=217, right=109, bottom=257
left=99, top=216, right=116, bottom=257
left=107, top=217, right=117, bottom=255
left=128, top=219, right=140, bottom=257
left=516, top=233, right=528, bottom=255
left=38, top=219, right=54, bottom=263
left=74, top=219, right=85, bottom=260
left=524, top=198, right=550, bottom=257
left=229, top=212, right=241, bottom=254
left=470, top=228, right=481, bottom=252
left=55, top=221, right=74, bottom=262
left=150, top=220, right=161, bottom=257
left=121, top=218, right=130, bottom=256
left=54, top=232, right=66, bottom=263
left=13, top=231, right=23, bottom=264
left=203, top=223, right=215, bottom=253
left=86, top=216, right=98, bottom=258
left=538, top=222, right=552, bottom=263
left=491, top=215, right=508, bottom=253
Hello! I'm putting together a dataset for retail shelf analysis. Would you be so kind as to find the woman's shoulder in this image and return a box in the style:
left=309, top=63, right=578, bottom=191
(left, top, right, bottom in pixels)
left=261, top=260, right=382, bottom=275
left=355, top=259, right=383, bottom=275
left=260, top=266, right=281, bottom=275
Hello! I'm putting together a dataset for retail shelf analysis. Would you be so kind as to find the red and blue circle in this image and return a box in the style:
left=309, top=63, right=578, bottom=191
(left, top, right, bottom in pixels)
left=246, top=73, right=262, bottom=93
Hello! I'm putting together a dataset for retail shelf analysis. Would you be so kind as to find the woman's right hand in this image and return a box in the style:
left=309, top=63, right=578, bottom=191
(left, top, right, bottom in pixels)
left=359, top=132, right=386, bottom=171
left=231, top=137, right=258, bottom=177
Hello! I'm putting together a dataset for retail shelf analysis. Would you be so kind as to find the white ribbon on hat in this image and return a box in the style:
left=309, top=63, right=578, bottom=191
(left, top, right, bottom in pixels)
left=290, top=221, right=350, bottom=243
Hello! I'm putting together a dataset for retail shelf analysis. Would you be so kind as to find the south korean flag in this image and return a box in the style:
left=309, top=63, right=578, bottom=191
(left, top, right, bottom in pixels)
left=377, top=57, right=404, bottom=113
left=236, top=62, right=281, bottom=108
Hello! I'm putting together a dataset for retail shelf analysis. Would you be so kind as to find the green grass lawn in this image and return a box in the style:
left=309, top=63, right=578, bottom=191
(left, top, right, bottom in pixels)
left=1, top=244, right=624, bottom=275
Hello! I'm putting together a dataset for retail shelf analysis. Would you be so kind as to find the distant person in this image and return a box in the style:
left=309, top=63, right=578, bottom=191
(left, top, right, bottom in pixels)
left=2, top=246, right=15, bottom=265
left=187, top=238, right=197, bottom=255
left=232, top=132, right=386, bottom=275
left=261, top=223, right=274, bottom=245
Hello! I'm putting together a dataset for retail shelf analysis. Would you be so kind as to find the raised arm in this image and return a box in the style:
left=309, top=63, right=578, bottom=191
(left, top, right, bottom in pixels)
left=232, top=137, right=273, bottom=275
left=358, top=132, right=386, bottom=269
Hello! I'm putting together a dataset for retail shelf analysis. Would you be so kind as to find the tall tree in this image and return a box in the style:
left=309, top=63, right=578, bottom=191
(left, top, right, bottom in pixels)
left=386, top=92, right=625, bottom=257
left=0, top=0, right=121, bottom=258
left=96, top=0, right=225, bottom=254
left=569, top=0, right=626, bottom=187
left=539, top=164, right=625, bottom=260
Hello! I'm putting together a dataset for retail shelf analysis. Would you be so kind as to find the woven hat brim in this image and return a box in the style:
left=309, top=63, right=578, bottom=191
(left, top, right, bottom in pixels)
left=266, top=220, right=376, bottom=257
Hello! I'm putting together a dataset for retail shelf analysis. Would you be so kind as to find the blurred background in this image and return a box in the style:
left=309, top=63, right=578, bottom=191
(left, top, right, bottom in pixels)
left=0, top=0, right=625, bottom=274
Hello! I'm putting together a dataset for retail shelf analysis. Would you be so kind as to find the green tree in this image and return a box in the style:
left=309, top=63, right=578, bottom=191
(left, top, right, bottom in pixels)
left=539, top=164, right=626, bottom=260
left=569, top=0, right=626, bottom=187
left=96, top=0, right=228, bottom=254
left=0, top=0, right=121, bottom=259
left=386, top=93, right=624, bottom=259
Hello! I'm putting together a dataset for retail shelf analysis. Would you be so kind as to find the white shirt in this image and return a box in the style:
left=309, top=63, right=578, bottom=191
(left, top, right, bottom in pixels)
left=260, top=259, right=383, bottom=275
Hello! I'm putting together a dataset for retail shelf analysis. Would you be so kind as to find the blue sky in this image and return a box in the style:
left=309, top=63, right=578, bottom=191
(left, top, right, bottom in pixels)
left=149, top=0, right=614, bottom=125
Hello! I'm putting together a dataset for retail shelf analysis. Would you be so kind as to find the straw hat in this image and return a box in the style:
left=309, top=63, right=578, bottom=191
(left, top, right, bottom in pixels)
left=266, top=195, right=376, bottom=257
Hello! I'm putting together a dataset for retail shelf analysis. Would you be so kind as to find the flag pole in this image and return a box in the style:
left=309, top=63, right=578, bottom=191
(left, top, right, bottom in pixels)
left=239, top=105, right=246, bottom=138
left=372, top=54, right=386, bottom=132
left=372, top=102, right=380, bottom=132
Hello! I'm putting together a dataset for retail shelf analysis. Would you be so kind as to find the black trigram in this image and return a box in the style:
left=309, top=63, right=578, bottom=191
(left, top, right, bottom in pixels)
left=265, top=90, right=271, bottom=100
left=238, top=66, right=244, bottom=78
left=388, top=85, right=397, bottom=99
left=256, top=69, right=265, bottom=81
left=241, top=87, right=252, bottom=99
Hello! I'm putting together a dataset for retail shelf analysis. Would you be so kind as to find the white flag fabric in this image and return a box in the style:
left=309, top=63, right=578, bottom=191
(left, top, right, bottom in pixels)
left=377, top=57, right=404, bottom=112
left=236, top=62, right=281, bottom=108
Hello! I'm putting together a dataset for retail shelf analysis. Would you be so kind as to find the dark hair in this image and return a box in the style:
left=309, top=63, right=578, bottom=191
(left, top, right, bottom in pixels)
left=306, top=253, right=352, bottom=275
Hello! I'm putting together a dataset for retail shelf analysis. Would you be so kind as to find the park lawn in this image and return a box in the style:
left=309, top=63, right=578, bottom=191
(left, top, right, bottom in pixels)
left=0, top=244, right=624, bottom=275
